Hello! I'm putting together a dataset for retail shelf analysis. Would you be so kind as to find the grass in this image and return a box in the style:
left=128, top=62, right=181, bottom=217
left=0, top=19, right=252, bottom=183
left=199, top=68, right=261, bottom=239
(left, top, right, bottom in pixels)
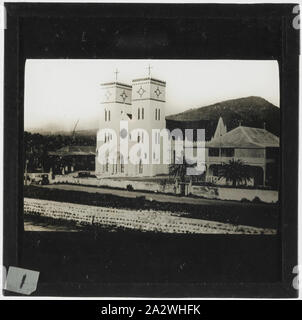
left=24, top=185, right=279, bottom=229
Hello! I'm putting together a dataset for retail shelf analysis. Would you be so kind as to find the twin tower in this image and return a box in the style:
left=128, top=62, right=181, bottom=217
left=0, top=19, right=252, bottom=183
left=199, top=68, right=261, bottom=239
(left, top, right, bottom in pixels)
left=96, top=75, right=168, bottom=178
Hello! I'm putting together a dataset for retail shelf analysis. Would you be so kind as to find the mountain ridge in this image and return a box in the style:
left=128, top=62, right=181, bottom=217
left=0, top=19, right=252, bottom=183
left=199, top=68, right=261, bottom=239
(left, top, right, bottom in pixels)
left=26, top=96, right=280, bottom=140
left=166, top=96, right=280, bottom=140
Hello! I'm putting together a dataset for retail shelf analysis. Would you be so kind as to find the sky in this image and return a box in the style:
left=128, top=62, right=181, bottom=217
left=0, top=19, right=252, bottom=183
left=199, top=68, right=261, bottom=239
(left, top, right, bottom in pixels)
left=24, top=59, right=279, bottom=132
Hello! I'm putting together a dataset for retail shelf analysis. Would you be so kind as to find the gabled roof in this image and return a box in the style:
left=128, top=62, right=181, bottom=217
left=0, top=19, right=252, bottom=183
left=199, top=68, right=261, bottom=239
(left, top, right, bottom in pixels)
left=206, top=126, right=279, bottom=148
left=212, top=117, right=227, bottom=140
left=48, top=146, right=96, bottom=156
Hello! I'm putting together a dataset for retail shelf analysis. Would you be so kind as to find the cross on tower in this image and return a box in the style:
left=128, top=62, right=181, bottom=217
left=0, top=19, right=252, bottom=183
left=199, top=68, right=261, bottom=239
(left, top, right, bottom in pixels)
left=147, top=64, right=153, bottom=77
left=114, top=68, right=119, bottom=82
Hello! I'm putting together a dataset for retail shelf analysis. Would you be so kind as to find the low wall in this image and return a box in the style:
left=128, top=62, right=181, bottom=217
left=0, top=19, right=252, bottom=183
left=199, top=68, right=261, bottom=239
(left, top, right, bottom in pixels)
left=217, top=187, right=278, bottom=203
left=52, top=175, right=176, bottom=193
left=51, top=175, right=278, bottom=203
left=24, top=198, right=276, bottom=235
left=191, top=185, right=278, bottom=203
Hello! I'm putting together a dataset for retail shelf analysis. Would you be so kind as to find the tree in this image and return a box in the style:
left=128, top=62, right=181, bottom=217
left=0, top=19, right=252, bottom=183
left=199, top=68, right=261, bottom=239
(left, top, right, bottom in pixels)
left=24, top=131, right=97, bottom=173
left=218, top=159, right=252, bottom=187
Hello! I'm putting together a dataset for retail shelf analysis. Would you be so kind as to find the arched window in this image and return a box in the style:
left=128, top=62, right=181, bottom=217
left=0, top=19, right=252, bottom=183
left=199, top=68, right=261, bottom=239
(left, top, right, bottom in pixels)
left=108, top=110, right=111, bottom=121
left=155, top=108, right=157, bottom=120
left=142, top=108, right=144, bottom=119
left=158, top=109, right=160, bottom=120
left=105, top=109, right=107, bottom=121
left=138, top=108, right=140, bottom=120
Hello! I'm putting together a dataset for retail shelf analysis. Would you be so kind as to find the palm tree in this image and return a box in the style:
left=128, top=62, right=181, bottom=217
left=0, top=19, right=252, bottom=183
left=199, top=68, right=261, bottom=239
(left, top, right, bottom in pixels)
left=218, top=159, right=252, bottom=187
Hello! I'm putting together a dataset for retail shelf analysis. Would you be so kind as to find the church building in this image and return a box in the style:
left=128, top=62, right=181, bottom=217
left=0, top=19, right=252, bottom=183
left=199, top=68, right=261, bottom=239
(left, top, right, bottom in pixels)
left=95, top=71, right=169, bottom=178
left=95, top=70, right=279, bottom=188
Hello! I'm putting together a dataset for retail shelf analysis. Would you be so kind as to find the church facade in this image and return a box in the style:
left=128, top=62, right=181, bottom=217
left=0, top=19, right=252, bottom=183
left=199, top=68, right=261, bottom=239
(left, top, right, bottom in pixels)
left=95, top=75, right=169, bottom=178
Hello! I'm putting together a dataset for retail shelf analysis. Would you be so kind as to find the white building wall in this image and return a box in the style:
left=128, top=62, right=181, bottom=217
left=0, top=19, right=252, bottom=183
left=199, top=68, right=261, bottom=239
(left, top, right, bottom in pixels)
left=96, top=82, right=132, bottom=177
left=129, top=77, right=169, bottom=177
left=96, top=77, right=169, bottom=178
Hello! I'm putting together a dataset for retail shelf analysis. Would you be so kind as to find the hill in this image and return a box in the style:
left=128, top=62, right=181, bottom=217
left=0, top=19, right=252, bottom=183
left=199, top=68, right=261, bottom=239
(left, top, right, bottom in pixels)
left=27, top=97, right=279, bottom=142
left=166, top=96, right=280, bottom=140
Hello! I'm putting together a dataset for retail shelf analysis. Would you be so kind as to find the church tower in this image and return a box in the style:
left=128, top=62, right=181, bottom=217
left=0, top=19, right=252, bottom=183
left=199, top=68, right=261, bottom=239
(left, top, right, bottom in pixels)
left=129, top=71, right=168, bottom=176
left=95, top=74, right=132, bottom=177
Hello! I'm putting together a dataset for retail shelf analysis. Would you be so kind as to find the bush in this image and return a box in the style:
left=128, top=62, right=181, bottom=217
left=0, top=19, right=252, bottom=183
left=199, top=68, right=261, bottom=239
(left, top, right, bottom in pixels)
left=252, top=196, right=262, bottom=203
left=240, top=198, right=250, bottom=203
left=126, top=184, right=134, bottom=191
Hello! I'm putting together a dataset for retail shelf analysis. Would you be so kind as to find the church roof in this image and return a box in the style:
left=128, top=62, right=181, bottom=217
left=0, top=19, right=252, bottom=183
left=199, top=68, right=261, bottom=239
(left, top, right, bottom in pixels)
left=48, top=146, right=96, bottom=156
left=206, top=126, right=279, bottom=148
left=100, top=81, right=132, bottom=88
left=132, top=77, right=166, bottom=85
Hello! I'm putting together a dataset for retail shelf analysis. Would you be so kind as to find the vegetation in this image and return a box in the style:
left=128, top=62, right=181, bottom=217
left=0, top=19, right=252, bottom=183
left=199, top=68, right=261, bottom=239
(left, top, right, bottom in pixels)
left=218, top=159, right=252, bottom=187
left=126, top=184, right=134, bottom=191
left=24, top=131, right=96, bottom=172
